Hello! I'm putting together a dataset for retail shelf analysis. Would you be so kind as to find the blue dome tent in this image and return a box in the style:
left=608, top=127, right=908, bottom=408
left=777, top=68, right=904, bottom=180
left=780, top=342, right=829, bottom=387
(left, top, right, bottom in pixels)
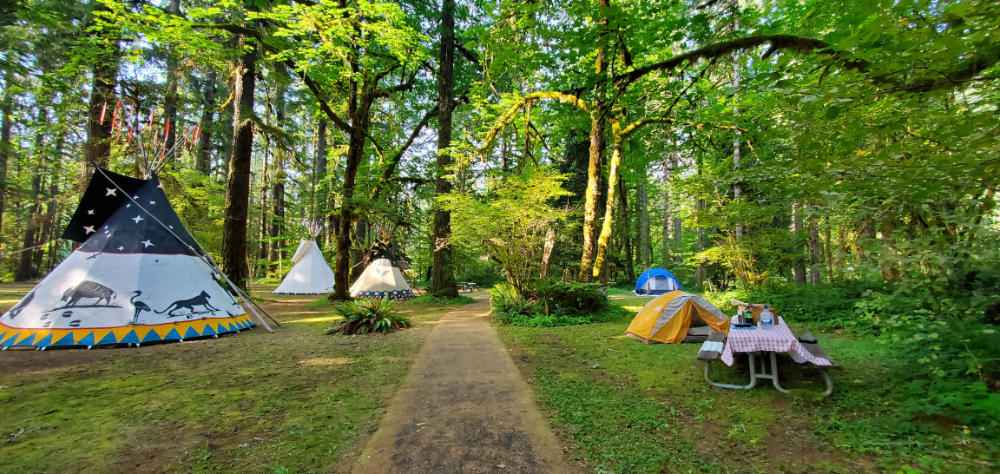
left=634, top=268, right=682, bottom=296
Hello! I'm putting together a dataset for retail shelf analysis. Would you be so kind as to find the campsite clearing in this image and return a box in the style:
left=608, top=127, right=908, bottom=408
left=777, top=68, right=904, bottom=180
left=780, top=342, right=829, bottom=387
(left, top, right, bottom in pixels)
left=0, top=283, right=459, bottom=473
left=497, top=290, right=997, bottom=473
left=2, top=284, right=996, bottom=472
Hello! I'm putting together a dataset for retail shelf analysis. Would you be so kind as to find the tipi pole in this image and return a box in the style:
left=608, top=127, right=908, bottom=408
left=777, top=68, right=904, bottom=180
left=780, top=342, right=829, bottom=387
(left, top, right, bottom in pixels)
left=92, top=166, right=279, bottom=331
left=192, top=241, right=280, bottom=329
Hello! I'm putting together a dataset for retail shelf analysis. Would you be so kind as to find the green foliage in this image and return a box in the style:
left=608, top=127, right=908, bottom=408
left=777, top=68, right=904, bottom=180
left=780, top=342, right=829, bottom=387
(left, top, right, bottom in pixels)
left=440, top=167, right=571, bottom=293
left=490, top=279, right=628, bottom=327
left=497, top=291, right=1000, bottom=472
left=708, top=277, right=1000, bottom=442
left=408, top=294, right=474, bottom=306
left=488, top=283, right=534, bottom=326
left=325, top=299, right=411, bottom=335
left=524, top=278, right=610, bottom=314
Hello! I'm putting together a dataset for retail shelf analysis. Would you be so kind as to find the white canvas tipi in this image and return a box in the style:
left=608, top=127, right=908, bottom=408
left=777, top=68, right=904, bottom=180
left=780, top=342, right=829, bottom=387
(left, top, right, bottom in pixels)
left=0, top=168, right=260, bottom=350
left=349, top=241, right=414, bottom=300
left=273, top=233, right=335, bottom=294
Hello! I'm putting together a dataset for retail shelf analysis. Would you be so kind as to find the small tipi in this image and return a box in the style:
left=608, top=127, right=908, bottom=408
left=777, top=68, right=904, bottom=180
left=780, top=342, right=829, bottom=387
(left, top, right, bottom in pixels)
left=273, top=220, right=334, bottom=294
left=0, top=168, right=259, bottom=349
left=349, top=240, right=414, bottom=300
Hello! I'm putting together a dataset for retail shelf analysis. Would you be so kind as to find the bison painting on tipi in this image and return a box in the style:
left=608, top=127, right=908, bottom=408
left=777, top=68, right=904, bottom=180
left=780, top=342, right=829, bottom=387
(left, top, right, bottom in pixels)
left=0, top=168, right=259, bottom=349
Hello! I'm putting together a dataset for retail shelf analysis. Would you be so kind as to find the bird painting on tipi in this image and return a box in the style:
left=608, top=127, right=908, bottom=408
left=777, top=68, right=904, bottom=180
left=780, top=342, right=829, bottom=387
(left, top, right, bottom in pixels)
left=0, top=168, right=259, bottom=349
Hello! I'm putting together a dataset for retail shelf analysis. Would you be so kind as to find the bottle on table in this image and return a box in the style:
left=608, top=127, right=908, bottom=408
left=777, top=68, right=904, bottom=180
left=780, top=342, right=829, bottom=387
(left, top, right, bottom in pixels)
left=760, top=305, right=774, bottom=326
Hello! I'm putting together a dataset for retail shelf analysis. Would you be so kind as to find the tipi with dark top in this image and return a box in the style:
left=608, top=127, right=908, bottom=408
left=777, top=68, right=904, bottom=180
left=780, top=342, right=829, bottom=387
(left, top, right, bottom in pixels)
left=0, top=168, right=256, bottom=349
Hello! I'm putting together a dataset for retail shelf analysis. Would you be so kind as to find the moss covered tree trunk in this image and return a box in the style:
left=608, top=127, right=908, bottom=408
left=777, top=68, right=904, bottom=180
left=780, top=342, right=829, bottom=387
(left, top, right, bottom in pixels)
left=221, top=34, right=257, bottom=289
left=331, top=99, right=372, bottom=300
left=430, top=0, right=459, bottom=297
left=0, top=70, right=12, bottom=234
left=578, top=107, right=605, bottom=281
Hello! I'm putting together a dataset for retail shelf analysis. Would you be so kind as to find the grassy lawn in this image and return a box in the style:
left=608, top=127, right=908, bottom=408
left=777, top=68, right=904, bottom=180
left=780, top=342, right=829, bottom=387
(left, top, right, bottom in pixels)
left=0, top=282, right=470, bottom=473
left=497, top=290, right=997, bottom=473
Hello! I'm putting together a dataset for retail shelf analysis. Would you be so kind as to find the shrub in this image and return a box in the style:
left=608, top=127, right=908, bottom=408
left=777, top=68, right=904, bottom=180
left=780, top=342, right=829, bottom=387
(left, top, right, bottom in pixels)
left=325, top=299, right=411, bottom=335
left=525, top=279, right=608, bottom=314
left=491, top=279, right=625, bottom=327
left=490, top=283, right=534, bottom=325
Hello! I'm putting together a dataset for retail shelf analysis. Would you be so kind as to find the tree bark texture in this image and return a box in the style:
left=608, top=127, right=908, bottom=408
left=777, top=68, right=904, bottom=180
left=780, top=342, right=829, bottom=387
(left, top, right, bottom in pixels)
left=578, top=107, right=605, bottom=281
left=162, top=0, right=182, bottom=155
left=0, top=70, right=12, bottom=234
left=638, top=171, right=650, bottom=267
left=619, top=178, right=635, bottom=281
left=430, top=0, right=459, bottom=297
left=807, top=214, right=822, bottom=285
left=267, top=81, right=287, bottom=274
left=879, top=213, right=900, bottom=281
left=579, top=0, right=610, bottom=281
left=591, top=127, right=623, bottom=278
left=15, top=109, right=46, bottom=281
left=196, top=70, right=217, bottom=175
left=331, top=99, right=372, bottom=299
left=221, top=35, right=257, bottom=289
left=824, top=226, right=834, bottom=283
left=540, top=224, right=556, bottom=278
left=791, top=202, right=806, bottom=285
left=83, top=3, right=121, bottom=173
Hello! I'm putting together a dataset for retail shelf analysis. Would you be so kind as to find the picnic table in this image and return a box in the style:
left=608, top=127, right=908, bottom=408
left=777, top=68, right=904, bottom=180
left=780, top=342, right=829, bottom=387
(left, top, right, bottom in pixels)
left=460, top=282, right=479, bottom=292
left=698, top=316, right=835, bottom=395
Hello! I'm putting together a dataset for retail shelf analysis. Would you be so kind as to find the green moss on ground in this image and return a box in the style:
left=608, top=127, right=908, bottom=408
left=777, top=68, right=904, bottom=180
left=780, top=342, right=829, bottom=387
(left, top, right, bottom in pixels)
left=0, top=283, right=454, bottom=473
left=497, top=292, right=997, bottom=473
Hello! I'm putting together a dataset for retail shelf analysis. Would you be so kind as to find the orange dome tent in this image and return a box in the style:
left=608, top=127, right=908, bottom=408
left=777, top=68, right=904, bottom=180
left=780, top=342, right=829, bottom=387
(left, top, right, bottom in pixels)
left=625, top=291, right=730, bottom=344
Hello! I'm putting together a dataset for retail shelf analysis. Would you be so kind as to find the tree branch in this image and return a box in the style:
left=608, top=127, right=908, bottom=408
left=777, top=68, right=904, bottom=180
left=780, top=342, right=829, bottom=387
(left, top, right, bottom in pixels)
left=191, top=22, right=356, bottom=135
left=370, top=104, right=437, bottom=200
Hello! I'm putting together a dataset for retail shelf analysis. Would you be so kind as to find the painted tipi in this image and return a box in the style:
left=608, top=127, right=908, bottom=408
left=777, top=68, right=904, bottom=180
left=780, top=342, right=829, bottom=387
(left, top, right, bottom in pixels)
left=349, top=240, right=414, bottom=300
left=273, top=220, right=335, bottom=294
left=0, top=168, right=255, bottom=349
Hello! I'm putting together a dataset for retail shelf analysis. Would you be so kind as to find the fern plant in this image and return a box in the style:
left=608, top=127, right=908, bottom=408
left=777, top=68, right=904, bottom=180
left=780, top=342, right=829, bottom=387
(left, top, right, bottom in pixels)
left=324, top=299, right=411, bottom=335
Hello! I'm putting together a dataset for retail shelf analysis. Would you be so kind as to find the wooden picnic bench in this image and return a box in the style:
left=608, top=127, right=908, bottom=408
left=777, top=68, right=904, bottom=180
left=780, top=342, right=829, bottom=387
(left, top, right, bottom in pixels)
left=460, top=282, right=479, bottom=292
left=698, top=330, right=837, bottom=396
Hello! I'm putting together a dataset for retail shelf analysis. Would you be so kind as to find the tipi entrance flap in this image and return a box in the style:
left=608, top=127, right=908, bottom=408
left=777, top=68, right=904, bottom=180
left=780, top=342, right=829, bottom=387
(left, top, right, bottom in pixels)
left=290, top=240, right=312, bottom=264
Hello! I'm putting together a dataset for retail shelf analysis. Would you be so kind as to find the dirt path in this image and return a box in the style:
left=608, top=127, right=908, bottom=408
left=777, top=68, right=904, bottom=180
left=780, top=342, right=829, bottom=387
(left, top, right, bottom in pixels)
left=353, top=295, right=571, bottom=473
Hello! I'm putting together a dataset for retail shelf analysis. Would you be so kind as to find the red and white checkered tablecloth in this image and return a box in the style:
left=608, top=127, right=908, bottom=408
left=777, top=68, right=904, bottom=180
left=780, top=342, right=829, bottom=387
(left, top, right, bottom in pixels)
left=720, top=316, right=832, bottom=367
